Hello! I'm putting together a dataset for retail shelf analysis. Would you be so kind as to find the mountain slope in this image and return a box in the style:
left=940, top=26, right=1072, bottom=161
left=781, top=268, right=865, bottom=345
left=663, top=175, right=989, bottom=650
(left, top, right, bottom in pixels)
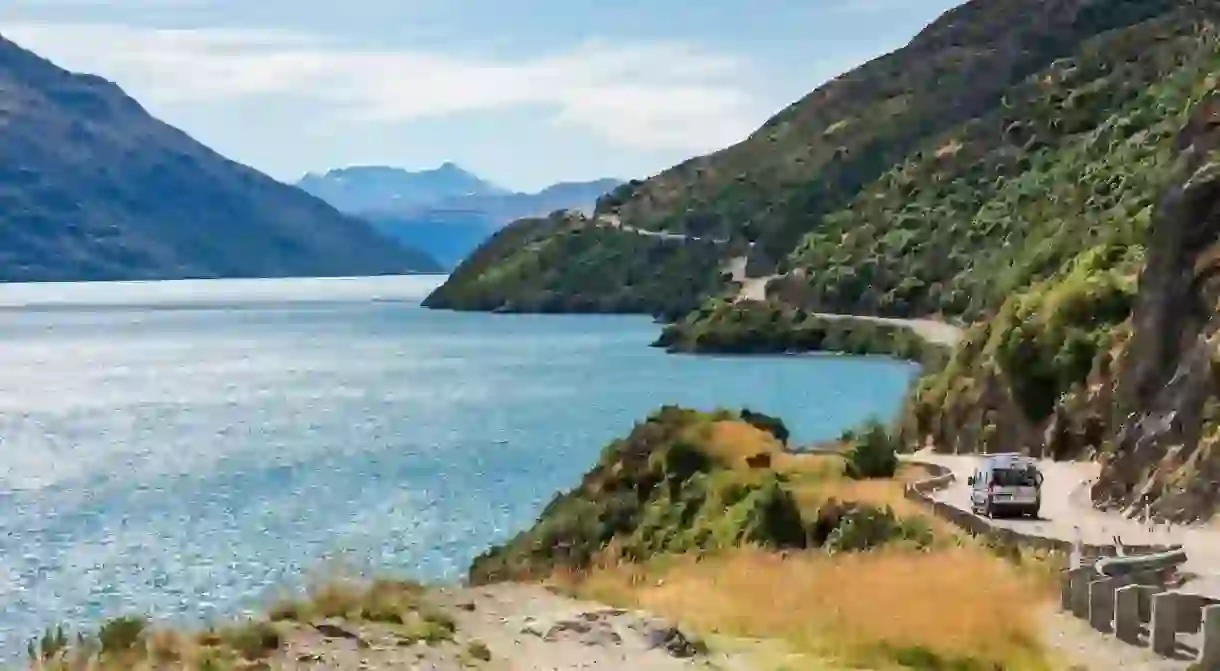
left=0, top=35, right=441, bottom=282
left=301, top=168, right=620, bottom=269
left=421, top=211, right=734, bottom=318
left=427, top=0, right=1186, bottom=315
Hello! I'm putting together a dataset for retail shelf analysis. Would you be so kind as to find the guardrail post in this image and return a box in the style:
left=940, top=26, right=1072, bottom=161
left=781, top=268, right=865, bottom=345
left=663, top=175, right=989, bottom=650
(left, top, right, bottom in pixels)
left=1068, top=566, right=1094, bottom=619
left=1089, top=577, right=1122, bottom=632
left=1201, top=604, right=1220, bottom=669
left=1151, top=592, right=1179, bottom=657
left=1115, top=583, right=1166, bottom=646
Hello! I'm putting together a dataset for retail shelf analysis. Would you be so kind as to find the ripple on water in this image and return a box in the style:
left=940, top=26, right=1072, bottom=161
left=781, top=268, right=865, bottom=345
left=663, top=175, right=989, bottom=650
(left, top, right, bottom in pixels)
left=0, top=276, right=917, bottom=658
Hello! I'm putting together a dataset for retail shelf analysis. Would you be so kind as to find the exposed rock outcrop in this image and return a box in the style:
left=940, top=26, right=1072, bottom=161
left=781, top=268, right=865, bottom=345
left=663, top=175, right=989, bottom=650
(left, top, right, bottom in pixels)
left=1091, top=93, right=1220, bottom=522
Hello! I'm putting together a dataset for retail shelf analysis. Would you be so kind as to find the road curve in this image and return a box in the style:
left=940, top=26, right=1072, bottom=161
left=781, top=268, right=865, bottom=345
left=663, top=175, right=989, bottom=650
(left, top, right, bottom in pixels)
left=720, top=255, right=963, bottom=348
left=806, top=312, right=962, bottom=348
left=592, top=218, right=965, bottom=348
left=909, top=450, right=1220, bottom=594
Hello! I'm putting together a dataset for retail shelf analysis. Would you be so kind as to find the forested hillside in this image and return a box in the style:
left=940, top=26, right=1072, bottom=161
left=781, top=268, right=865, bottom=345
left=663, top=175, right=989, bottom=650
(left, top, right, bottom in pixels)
left=427, top=1, right=1220, bottom=522
left=429, top=0, right=1197, bottom=317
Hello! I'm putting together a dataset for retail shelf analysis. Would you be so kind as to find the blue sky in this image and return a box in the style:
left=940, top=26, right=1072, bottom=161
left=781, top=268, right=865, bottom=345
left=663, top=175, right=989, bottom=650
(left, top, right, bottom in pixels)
left=0, top=0, right=964, bottom=191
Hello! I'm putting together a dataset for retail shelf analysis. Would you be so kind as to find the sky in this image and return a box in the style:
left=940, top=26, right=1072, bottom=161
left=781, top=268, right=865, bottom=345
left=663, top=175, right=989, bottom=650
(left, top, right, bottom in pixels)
left=0, top=0, right=965, bottom=192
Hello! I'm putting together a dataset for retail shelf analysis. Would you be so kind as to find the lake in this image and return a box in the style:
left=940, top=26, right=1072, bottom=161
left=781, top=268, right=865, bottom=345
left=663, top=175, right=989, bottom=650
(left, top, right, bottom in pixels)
left=0, top=275, right=916, bottom=654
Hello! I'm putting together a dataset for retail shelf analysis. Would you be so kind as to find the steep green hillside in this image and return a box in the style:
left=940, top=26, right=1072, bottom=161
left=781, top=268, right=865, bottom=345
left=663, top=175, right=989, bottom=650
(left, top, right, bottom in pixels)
left=423, top=212, right=738, bottom=320
left=426, top=1, right=1220, bottom=522
left=429, top=0, right=1193, bottom=315
left=779, top=10, right=1211, bottom=320
left=0, top=35, right=440, bottom=281
left=604, top=0, right=1178, bottom=262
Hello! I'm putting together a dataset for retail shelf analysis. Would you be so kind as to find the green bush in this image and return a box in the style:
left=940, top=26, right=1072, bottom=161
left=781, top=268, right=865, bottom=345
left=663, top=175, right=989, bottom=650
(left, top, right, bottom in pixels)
left=844, top=419, right=900, bottom=479
left=467, top=639, right=493, bottom=662
left=468, top=408, right=809, bottom=583
left=216, top=621, right=281, bottom=660
left=98, top=616, right=147, bottom=653
left=823, top=504, right=933, bottom=554
left=27, top=626, right=69, bottom=663
left=741, top=408, right=790, bottom=445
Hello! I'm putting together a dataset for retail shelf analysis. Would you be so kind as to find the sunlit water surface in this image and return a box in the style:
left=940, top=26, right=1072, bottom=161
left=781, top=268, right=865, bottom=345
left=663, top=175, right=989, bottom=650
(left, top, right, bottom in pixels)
left=0, top=275, right=916, bottom=654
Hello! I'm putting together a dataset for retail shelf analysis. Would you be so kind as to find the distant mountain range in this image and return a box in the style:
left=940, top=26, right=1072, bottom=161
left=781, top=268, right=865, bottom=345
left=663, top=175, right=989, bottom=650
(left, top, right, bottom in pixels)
left=297, top=166, right=621, bottom=268
left=297, top=163, right=509, bottom=212
left=0, top=34, right=441, bottom=281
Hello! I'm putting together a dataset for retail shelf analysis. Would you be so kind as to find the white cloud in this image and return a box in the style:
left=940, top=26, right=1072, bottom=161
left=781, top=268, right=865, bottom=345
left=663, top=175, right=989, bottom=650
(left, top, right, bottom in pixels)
left=0, top=21, right=762, bottom=152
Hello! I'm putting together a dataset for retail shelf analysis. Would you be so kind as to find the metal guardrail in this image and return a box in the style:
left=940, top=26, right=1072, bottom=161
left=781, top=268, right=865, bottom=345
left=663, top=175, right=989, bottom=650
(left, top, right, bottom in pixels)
left=904, top=462, right=1220, bottom=667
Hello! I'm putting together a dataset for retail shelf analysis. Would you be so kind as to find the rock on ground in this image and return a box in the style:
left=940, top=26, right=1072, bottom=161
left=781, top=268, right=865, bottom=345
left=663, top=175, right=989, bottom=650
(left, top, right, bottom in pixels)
left=271, top=583, right=757, bottom=670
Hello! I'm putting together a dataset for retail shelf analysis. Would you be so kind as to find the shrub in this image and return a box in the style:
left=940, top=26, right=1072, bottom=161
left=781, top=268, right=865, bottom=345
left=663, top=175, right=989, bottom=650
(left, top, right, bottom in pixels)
left=844, top=419, right=899, bottom=479
left=27, top=626, right=69, bottom=663
left=215, top=621, right=282, bottom=660
left=467, top=639, right=493, bottom=662
left=469, top=408, right=811, bottom=583
left=824, top=505, right=933, bottom=554
left=740, top=409, right=791, bottom=445
left=98, top=616, right=147, bottom=653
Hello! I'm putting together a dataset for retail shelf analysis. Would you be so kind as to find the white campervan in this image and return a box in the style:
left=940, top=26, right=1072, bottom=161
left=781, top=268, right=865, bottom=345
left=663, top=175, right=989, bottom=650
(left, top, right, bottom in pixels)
left=967, top=454, right=1043, bottom=519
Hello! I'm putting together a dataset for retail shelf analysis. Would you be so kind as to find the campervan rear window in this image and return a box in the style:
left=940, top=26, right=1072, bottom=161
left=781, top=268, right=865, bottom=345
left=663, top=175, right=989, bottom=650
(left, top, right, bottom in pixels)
left=991, top=468, right=1038, bottom=487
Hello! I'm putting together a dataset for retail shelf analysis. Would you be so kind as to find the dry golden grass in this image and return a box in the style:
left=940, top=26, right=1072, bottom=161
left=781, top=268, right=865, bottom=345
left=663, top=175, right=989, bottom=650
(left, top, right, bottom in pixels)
left=696, top=420, right=783, bottom=466
left=771, top=452, right=843, bottom=480
left=556, top=546, right=1055, bottom=671
left=771, top=453, right=966, bottom=541
left=28, top=578, right=456, bottom=671
left=30, top=617, right=283, bottom=671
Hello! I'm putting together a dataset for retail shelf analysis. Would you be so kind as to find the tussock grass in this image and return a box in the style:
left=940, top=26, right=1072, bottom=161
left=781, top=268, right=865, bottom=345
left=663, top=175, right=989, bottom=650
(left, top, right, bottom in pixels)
left=554, top=546, right=1054, bottom=670
left=27, top=577, right=457, bottom=670
left=268, top=577, right=427, bottom=623
left=268, top=577, right=455, bottom=644
left=776, top=453, right=963, bottom=540
left=700, top=419, right=783, bottom=465
left=29, top=617, right=282, bottom=671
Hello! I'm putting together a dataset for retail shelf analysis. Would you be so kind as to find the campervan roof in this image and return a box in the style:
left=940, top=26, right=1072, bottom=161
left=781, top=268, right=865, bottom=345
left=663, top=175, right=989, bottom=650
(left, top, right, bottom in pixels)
left=983, top=453, right=1037, bottom=468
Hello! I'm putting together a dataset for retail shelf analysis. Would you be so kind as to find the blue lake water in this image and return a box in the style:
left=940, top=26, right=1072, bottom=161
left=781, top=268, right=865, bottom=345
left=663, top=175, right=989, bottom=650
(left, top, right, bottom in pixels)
left=0, top=275, right=916, bottom=654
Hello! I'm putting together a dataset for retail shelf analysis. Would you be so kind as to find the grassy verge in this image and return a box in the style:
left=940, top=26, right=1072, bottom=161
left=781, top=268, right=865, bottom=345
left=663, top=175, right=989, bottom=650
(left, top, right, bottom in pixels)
left=555, top=546, right=1053, bottom=671
left=26, top=578, right=458, bottom=671
left=518, top=410, right=1061, bottom=670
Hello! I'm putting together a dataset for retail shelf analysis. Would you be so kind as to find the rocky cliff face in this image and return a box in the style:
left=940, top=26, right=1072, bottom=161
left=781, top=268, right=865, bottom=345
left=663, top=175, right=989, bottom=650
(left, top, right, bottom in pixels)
left=1091, top=95, right=1220, bottom=522
left=904, top=88, right=1220, bottom=523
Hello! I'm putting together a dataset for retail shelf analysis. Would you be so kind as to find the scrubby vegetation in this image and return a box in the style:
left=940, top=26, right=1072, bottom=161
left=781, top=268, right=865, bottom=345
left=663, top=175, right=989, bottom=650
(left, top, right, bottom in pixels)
left=469, top=406, right=942, bottom=585
left=426, top=2, right=1206, bottom=323
left=267, top=578, right=455, bottom=645
left=26, top=578, right=461, bottom=670
left=739, top=408, right=790, bottom=446
left=534, top=410, right=1055, bottom=670
left=780, top=10, right=1209, bottom=320
left=843, top=419, right=901, bottom=480
left=424, top=212, right=736, bottom=320
left=654, top=299, right=945, bottom=365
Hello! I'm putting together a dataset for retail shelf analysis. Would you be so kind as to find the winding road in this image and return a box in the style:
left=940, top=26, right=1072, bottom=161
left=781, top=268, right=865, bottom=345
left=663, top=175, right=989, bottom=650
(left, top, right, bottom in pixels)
left=591, top=213, right=965, bottom=347
left=592, top=211, right=1220, bottom=597
left=721, top=255, right=963, bottom=347
left=910, top=450, right=1220, bottom=596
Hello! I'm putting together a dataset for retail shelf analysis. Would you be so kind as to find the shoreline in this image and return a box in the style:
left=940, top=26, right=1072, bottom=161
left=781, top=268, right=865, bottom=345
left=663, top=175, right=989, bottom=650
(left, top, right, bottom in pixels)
left=4, top=295, right=925, bottom=662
